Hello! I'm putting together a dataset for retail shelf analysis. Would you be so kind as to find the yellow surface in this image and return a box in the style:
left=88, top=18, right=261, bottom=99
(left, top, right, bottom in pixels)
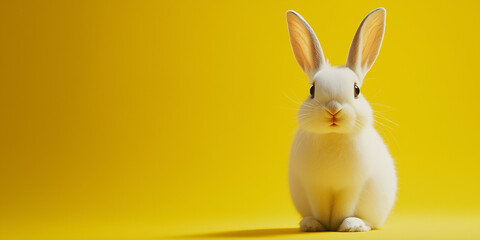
left=1, top=0, right=480, bottom=239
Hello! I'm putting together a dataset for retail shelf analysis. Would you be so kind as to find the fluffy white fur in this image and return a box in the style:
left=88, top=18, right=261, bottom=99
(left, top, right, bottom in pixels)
left=287, top=8, right=397, bottom=232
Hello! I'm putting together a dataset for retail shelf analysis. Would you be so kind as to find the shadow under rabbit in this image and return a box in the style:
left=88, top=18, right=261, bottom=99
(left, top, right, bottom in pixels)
left=175, top=227, right=344, bottom=238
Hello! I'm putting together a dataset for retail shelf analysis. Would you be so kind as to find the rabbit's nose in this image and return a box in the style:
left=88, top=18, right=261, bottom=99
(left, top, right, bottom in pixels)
left=325, top=101, right=343, bottom=116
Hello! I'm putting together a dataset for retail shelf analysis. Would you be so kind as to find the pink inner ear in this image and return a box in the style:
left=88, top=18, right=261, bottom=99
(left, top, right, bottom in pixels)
left=360, top=14, right=385, bottom=69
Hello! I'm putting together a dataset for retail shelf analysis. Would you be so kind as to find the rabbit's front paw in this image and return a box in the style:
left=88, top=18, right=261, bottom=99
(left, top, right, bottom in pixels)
left=300, top=216, right=326, bottom=232
left=337, top=217, right=371, bottom=232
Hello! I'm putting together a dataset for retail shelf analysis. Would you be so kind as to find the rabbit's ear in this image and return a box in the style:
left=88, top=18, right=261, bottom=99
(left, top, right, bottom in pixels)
left=346, top=8, right=386, bottom=81
left=287, top=10, right=325, bottom=79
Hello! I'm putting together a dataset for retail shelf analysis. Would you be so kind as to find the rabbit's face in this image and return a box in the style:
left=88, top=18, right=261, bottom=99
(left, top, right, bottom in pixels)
left=287, top=8, right=386, bottom=134
left=297, top=67, right=373, bottom=134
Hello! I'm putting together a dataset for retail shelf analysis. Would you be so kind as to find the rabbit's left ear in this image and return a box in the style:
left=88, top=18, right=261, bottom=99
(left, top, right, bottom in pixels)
left=346, top=8, right=386, bottom=81
left=287, top=10, right=326, bottom=79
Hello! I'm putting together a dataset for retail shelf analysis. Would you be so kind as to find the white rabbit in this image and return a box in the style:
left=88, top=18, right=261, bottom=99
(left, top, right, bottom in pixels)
left=286, top=8, right=397, bottom=232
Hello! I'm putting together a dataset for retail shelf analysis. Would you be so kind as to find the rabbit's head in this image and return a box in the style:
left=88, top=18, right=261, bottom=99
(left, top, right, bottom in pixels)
left=287, top=8, right=386, bottom=134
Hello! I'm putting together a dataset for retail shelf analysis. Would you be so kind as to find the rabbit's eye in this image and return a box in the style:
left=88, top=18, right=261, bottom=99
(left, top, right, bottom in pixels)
left=310, top=85, right=315, bottom=98
left=354, top=83, right=360, bottom=98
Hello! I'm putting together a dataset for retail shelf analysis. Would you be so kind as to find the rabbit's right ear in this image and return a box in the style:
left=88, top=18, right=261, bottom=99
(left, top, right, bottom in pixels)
left=287, top=10, right=326, bottom=79
left=346, top=8, right=386, bottom=81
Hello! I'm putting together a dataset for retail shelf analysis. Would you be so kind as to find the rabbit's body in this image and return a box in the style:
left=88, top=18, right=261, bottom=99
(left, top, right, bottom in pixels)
left=289, top=125, right=396, bottom=231
left=286, top=8, right=397, bottom=232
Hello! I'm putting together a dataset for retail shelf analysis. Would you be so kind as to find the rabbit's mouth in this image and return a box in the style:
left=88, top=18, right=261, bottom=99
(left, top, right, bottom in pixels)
left=329, top=116, right=340, bottom=127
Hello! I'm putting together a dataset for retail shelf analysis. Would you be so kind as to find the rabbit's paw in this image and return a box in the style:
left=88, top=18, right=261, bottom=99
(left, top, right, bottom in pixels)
left=337, top=217, right=371, bottom=232
left=300, top=216, right=326, bottom=232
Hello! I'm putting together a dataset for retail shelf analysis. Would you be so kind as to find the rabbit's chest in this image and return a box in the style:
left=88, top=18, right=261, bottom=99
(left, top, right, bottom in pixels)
left=290, top=133, right=373, bottom=188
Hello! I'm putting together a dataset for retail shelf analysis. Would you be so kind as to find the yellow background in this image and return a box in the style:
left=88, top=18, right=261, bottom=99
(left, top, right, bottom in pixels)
left=1, top=0, right=480, bottom=239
